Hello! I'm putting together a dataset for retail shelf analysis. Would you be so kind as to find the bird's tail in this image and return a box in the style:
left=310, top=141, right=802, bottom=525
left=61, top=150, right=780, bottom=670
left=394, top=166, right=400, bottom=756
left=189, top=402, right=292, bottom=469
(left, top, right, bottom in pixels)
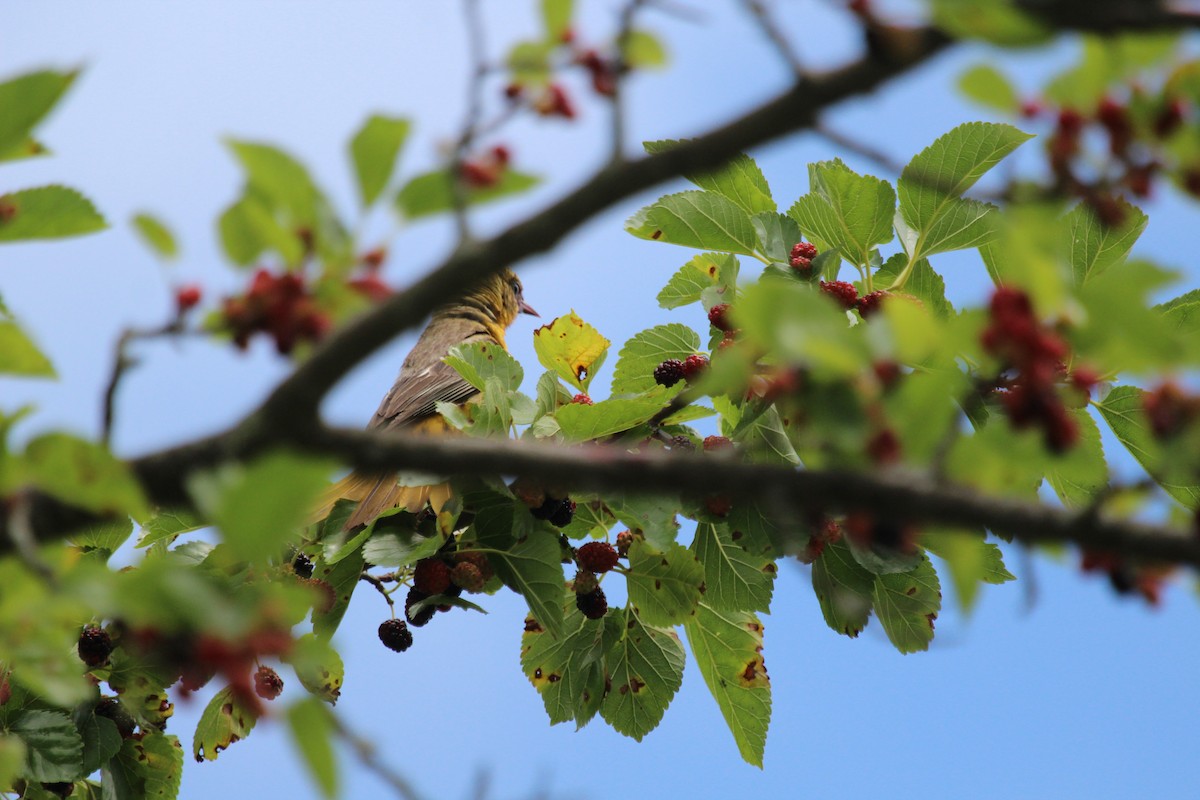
left=309, top=472, right=453, bottom=530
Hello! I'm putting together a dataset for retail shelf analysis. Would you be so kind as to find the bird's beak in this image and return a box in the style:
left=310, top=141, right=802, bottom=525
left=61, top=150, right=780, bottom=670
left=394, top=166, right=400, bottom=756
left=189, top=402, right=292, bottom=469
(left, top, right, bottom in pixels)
left=520, top=301, right=539, bottom=317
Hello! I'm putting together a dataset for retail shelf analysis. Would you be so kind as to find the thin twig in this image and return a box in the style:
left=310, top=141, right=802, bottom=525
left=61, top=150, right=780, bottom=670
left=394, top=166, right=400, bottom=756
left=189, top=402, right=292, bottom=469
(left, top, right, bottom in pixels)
left=102, top=320, right=186, bottom=447
left=450, top=0, right=489, bottom=242
left=360, top=571, right=396, bottom=610
left=741, top=0, right=805, bottom=77
left=610, top=0, right=651, bottom=162
left=814, top=122, right=907, bottom=176
left=331, top=714, right=427, bottom=800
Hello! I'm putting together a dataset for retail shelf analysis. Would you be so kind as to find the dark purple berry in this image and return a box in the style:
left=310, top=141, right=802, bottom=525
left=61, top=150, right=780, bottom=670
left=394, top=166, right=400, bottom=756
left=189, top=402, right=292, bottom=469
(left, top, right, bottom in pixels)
left=378, top=618, right=414, bottom=652
left=653, top=359, right=685, bottom=387
left=78, top=626, right=113, bottom=668
left=575, top=587, right=608, bottom=620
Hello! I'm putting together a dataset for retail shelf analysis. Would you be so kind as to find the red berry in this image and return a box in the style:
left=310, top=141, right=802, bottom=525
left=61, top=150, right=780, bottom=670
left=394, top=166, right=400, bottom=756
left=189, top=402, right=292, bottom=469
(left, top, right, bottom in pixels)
left=536, top=83, right=576, bottom=119
left=1154, top=97, right=1185, bottom=139
left=460, top=159, right=500, bottom=188
left=820, top=280, right=859, bottom=310
left=856, top=290, right=888, bottom=318
left=575, top=587, right=608, bottom=620
left=703, top=435, right=733, bottom=452
left=577, top=541, right=619, bottom=573
left=253, top=666, right=284, bottom=700
left=78, top=626, right=114, bottom=668
left=348, top=273, right=391, bottom=302
left=490, top=144, right=511, bottom=166
left=360, top=247, right=387, bottom=270
left=704, top=493, right=733, bottom=517
left=454, top=549, right=494, bottom=582
left=450, top=562, right=485, bottom=593
left=708, top=303, right=733, bottom=332
left=378, top=618, right=414, bottom=652
left=653, top=359, right=685, bottom=387
left=1057, top=107, right=1085, bottom=134
left=682, top=353, right=709, bottom=380
left=0, top=675, right=10, bottom=706
left=1020, top=99, right=1044, bottom=118
left=413, top=558, right=451, bottom=595
left=175, top=285, right=202, bottom=313
left=790, top=241, right=818, bottom=261
left=571, top=393, right=593, bottom=405
left=866, top=428, right=901, bottom=464
left=615, top=530, right=635, bottom=557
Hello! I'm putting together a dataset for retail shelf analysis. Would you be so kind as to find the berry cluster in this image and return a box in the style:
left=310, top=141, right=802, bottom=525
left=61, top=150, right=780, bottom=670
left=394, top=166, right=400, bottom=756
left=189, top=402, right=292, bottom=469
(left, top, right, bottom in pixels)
left=818, top=280, right=890, bottom=318
left=253, top=665, right=284, bottom=700
left=981, top=287, right=1084, bottom=453
left=378, top=618, right=414, bottom=652
left=394, top=550, right=496, bottom=641
left=1030, top=89, right=1197, bottom=224
left=797, top=516, right=842, bottom=564
left=460, top=144, right=513, bottom=189
left=77, top=626, right=114, bottom=668
left=174, top=284, right=203, bottom=315
left=653, top=354, right=709, bottom=388
left=789, top=241, right=819, bottom=278
left=571, top=393, right=593, bottom=405
left=221, top=268, right=331, bottom=355
left=1142, top=382, right=1200, bottom=439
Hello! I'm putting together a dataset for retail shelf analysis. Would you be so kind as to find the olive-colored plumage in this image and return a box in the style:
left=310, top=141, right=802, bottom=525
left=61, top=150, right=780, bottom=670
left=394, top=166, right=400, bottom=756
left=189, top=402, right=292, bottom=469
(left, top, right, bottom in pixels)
left=312, top=268, right=536, bottom=529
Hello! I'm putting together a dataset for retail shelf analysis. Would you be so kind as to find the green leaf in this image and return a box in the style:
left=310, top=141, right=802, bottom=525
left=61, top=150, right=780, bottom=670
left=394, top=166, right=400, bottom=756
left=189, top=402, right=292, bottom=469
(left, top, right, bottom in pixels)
left=137, top=509, right=205, bottom=549
left=623, top=30, right=668, bottom=69
left=0, top=186, right=106, bottom=242
left=21, top=433, right=148, bottom=520
left=312, top=542, right=365, bottom=639
left=395, top=168, right=540, bottom=219
left=0, top=69, right=77, bottom=155
left=445, top=340, right=524, bottom=393
left=226, top=139, right=321, bottom=224
left=957, top=64, right=1019, bottom=112
left=600, top=608, right=685, bottom=741
left=874, top=254, right=954, bottom=318
left=531, top=311, right=610, bottom=392
left=610, top=323, right=700, bottom=395
left=658, top=252, right=739, bottom=310
left=541, top=0, right=573, bottom=40
left=1063, top=200, right=1148, bottom=287
left=787, top=159, right=895, bottom=267
left=0, top=136, right=48, bottom=163
left=691, top=522, right=774, bottom=613
left=1096, top=386, right=1200, bottom=508
left=554, top=386, right=680, bottom=442
left=130, top=213, right=179, bottom=261
left=684, top=604, right=771, bottom=767
left=506, top=41, right=554, bottom=86
left=74, top=709, right=122, bottom=776
left=0, top=320, right=55, bottom=377
left=607, top=495, right=680, bottom=549
left=474, top=499, right=565, bottom=636
left=922, top=530, right=1014, bottom=614
left=12, top=710, right=83, bottom=782
left=103, top=733, right=182, bottom=800
left=361, top=531, right=446, bottom=568
left=625, top=540, right=704, bottom=626
left=898, top=123, right=1032, bottom=258
left=349, top=114, right=411, bottom=207
left=928, top=0, right=1050, bottom=46
left=217, top=193, right=302, bottom=266
left=287, top=699, right=338, bottom=799
left=521, top=592, right=620, bottom=729
left=193, top=686, right=258, bottom=762
left=750, top=212, right=802, bottom=265
left=872, top=553, right=941, bottom=654
left=68, top=517, right=134, bottom=555
left=287, top=634, right=344, bottom=704
left=732, top=405, right=800, bottom=466
left=643, top=142, right=774, bottom=215
left=625, top=191, right=760, bottom=255
left=811, top=539, right=874, bottom=637
left=1045, top=409, right=1109, bottom=508
left=188, top=451, right=334, bottom=565
left=0, top=735, right=26, bottom=790
left=736, top=279, right=870, bottom=377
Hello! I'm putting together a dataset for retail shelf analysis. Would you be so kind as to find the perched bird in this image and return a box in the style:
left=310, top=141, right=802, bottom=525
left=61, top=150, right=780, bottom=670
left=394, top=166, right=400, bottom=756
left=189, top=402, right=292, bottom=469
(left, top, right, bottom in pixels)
left=312, top=268, right=537, bottom=529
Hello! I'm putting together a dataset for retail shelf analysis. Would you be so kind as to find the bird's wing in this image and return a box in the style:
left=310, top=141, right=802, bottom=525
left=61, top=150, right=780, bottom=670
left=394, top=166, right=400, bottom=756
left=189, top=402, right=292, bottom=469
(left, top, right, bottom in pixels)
left=369, top=315, right=495, bottom=430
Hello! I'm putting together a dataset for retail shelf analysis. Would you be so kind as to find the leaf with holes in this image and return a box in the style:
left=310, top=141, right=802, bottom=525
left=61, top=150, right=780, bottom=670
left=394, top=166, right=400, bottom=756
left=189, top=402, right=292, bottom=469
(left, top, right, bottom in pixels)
left=192, top=686, right=258, bottom=762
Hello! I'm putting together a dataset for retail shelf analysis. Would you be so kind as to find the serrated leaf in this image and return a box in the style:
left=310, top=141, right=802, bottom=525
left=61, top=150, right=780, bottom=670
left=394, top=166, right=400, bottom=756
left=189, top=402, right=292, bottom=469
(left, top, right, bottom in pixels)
left=643, top=142, right=773, bottom=215
left=11, top=710, right=83, bottom=782
left=811, top=539, right=874, bottom=637
left=1046, top=409, right=1109, bottom=507
left=658, top=253, right=738, bottom=309
left=922, top=530, right=1014, bottom=614
left=287, top=634, right=344, bottom=704
left=957, top=64, right=1019, bottom=112
left=188, top=452, right=334, bottom=565
left=625, top=540, right=704, bottom=626
left=733, top=405, right=800, bottom=466
left=474, top=500, right=565, bottom=635
left=532, top=311, right=609, bottom=392
left=74, top=709, right=122, bottom=776
left=0, top=320, right=55, bottom=377
left=691, top=523, right=774, bottom=613
left=787, top=158, right=895, bottom=266
left=311, top=542, right=365, bottom=639
left=626, top=190, right=759, bottom=255
left=610, top=323, right=700, bottom=395
left=137, top=509, right=205, bottom=549
left=103, top=733, right=182, bottom=800
left=872, top=553, right=941, bottom=654
left=600, top=608, right=684, bottom=741
left=445, top=340, right=524, bottom=393
left=68, top=518, right=133, bottom=556
left=751, top=212, right=802, bottom=264
left=1096, top=386, right=1200, bottom=508
left=899, top=123, right=1032, bottom=258
left=193, top=686, right=258, bottom=762
left=521, top=594, right=620, bottom=729
left=349, top=114, right=410, bottom=207
left=395, top=168, right=539, bottom=219
left=0, top=69, right=76, bottom=155
left=22, top=433, right=148, bottom=520
left=607, top=495, right=680, bottom=549
left=287, top=698, right=337, bottom=799
left=554, top=386, right=681, bottom=442
left=684, top=604, right=771, bottom=767
left=226, top=139, right=321, bottom=225
left=0, top=186, right=106, bottom=242
left=1063, top=200, right=1148, bottom=287
left=130, top=213, right=178, bottom=260
left=874, top=254, right=953, bottom=317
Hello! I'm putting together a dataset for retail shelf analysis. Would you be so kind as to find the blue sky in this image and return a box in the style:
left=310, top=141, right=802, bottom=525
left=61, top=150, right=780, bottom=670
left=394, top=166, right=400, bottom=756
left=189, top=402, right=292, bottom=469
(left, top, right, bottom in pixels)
left=5, top=2, right=1200, bottom=798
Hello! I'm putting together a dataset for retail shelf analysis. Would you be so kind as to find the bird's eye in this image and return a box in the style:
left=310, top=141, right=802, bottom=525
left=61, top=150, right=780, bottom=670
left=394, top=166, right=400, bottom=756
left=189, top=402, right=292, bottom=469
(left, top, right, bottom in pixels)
left=510, top=279, right=522, bottom=296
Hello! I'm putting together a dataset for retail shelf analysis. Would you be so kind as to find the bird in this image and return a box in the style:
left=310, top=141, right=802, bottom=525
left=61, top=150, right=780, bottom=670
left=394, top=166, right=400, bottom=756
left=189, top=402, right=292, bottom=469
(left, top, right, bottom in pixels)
left=311, top=267, right=537, bottom=530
